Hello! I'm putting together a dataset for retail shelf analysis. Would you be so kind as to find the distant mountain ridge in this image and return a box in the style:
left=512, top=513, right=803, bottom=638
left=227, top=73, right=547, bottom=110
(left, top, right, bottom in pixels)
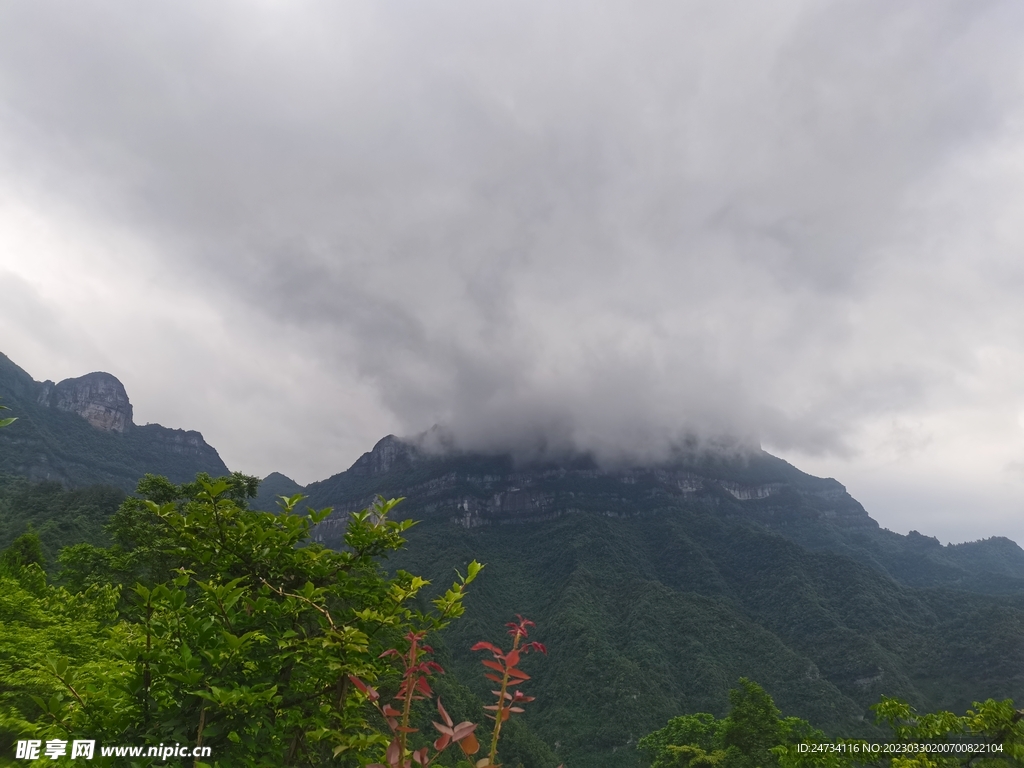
left=291, top=433, right=1024, bottom=592
left=0, top=352, right=228, bottom=490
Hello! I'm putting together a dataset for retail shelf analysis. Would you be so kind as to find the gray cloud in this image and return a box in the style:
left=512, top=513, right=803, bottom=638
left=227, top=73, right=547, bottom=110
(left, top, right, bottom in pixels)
left=2, top=1, right=1024, bottom=540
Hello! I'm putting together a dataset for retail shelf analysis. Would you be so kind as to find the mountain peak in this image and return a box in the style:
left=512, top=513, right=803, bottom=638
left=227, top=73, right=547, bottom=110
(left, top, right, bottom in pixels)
left=347, top=434, right=416, bottom=476
left=37, top=371, right=134, bottom=433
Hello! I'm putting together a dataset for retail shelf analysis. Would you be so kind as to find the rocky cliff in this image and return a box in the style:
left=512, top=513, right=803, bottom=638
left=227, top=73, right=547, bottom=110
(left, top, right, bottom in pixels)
left=304, top=433, right=876, bottom=529
left=37, top=371, right=134, bottom=433
left=298, top=433, right=1024, bottom=594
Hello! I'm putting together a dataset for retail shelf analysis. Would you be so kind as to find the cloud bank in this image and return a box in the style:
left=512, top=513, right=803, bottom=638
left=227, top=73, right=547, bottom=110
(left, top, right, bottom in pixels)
left=2, top=1, right=1024, bottom=541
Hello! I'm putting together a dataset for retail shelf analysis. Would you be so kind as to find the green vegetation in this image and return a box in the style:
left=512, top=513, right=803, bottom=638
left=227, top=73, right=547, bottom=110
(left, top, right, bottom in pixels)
left=0, top=474, right=124, bottom=565
left=638, top=679, right=823, bottom=768
left=0, top=475, right=483, bottom=766
left=0, top=398, right=15, bottom=428
left=1, top=465, right=1022, bottom=767
left=377, top=510, right=1024, bottom=767
left=289, top=441, right=1024, bottom=766
left=2, top=393, right=1022, bottom=767
left=639, top=681, right=1022, bottom=768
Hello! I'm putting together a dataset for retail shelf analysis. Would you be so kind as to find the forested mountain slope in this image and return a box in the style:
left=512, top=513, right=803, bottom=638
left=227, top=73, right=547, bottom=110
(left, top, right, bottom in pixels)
left=0, top=474, right=124, bottom=563
left=289, top=435, right=1024, bottom=767
left=0, top=352, right=228, bottom=490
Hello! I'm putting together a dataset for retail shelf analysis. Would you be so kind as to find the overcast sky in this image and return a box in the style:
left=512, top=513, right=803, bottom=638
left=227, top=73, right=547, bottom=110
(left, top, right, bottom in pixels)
left=2, top=1, right=1024, bottom=545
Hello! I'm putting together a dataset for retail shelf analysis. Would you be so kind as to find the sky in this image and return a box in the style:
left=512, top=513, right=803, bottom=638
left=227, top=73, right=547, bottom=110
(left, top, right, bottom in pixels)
left=2, top=1, right=1024, bottom=545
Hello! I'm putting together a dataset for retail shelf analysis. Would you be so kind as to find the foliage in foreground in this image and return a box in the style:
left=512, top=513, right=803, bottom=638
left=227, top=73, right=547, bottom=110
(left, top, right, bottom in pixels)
left=638, top=679, right=823, bottom=768
left=350, top=615, right=557, bottom=768
left=638, top=679, right=1023, bottom=768
left=1, top=475, right=482, bottom=766
left=0, top=398, right=15, bottom=428
left=774, top=696, right=1023, bottom=768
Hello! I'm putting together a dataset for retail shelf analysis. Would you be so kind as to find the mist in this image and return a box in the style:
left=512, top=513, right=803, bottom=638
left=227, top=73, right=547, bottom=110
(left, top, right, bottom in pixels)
left=2, top=1, right=1024, bottom=542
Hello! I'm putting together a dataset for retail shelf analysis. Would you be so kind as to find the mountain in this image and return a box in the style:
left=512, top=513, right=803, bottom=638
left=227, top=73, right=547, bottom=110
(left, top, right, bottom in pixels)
left=252, top=471, right=304, bottom=512
left=0, top=352, right=229, bottom=491
left=302, top=435, right=1024, bottom=594
left=4, top=347, right=1022, bottom=768
left=287, top=435, right=1024, bottom=768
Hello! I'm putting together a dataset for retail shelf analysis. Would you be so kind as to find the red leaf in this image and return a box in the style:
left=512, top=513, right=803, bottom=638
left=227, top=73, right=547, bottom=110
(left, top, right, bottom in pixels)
left=504, top=650, right=521, bottom=668
left=459, top=732, right=481, bottom=755
left=432, top=722, right=453, bottom=736
left=383, top=704, right=402, bottom=717
left=509, top=706, right=525, bottom=713
left=433, top=733, right=451, bottom=751
left=484, top=673, right=503, bottom=682
left=471, top=641, right=502, bottom=655
left=386, top=738, right=401, bottom=766
left=506, top=668, right=531, bottom=681
left=417, top=677, right=432, bottom=696
left=412, top=747, right=429, bottom=765
left=481, top=659, right=504, bottom=673
left=396, top=725, right=419, bottom=733
left=349, top=676, right=380, bottom=702
left=452, top=721, right=477, bottom=740
left=436, top=696, right=454, bottom=727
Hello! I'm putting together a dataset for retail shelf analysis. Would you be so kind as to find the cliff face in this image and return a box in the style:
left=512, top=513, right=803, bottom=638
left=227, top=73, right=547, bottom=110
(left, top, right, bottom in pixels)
left=300, top=433, right=1024, bottom=594
left=301, top=434, right=881, bottom=554
left=37, top=372, right=135, bottom=433
left=346, top=434, right=414, bottom=476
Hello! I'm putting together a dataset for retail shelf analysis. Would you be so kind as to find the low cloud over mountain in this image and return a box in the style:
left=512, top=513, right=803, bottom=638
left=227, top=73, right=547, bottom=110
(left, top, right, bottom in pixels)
left=2, top=2, right=1024, bottom=542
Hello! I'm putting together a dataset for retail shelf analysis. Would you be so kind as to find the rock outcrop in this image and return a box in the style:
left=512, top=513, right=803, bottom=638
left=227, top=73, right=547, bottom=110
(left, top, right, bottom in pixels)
left=38, top=372, right=135, bottom=433
left=347, top=434, right=415, bottom=476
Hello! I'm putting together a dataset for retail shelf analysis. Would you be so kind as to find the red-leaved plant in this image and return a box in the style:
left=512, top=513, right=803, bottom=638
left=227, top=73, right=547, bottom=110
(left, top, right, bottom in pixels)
left=352, top=618, right=561, bottom=768
left=472, top=616, right=555, bottom=768
left=349, top=631, right=479, bottom=767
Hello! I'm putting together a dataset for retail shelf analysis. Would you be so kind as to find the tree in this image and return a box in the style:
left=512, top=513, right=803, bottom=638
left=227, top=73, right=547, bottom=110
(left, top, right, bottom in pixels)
left=0, top=527, right=45, bottom=573
left=0, top=538, right=123, bottom=761
left=637, top=712, right=727, bottom=768
left=638, top=679, right=824, bottom=768
left=3, top=474, right=481, bottom=766
left=721, top=679, right=786, bottom=768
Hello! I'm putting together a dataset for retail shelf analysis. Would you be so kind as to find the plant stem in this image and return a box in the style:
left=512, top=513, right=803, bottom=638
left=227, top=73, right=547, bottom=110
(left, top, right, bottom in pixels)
left=399, top=636, right=419, bottom=762
left=487, top=633, right=522, bottom=767
left=193, top=707, right=206, bottom=768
